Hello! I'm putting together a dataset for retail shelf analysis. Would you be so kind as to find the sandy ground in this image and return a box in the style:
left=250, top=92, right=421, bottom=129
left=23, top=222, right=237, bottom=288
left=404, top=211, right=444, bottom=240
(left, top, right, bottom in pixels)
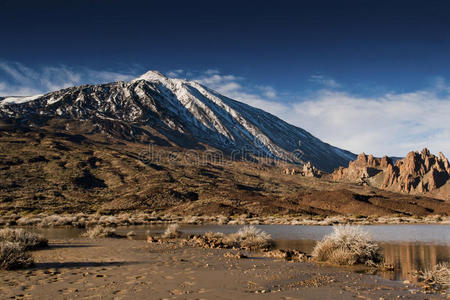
left=0, top=238, right=445, bottom=300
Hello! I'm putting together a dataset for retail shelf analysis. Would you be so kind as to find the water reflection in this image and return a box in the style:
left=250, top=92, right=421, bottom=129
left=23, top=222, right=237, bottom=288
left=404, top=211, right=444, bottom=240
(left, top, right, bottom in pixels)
left=379, top=242, right=449, bottom=281
left=28, top=224, right=449, bottom=282
left=273, top=239, right=449, bottom=281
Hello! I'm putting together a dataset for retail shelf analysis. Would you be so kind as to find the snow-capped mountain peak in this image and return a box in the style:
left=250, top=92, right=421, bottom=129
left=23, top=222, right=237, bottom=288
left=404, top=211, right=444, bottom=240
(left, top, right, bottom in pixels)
left=0, top=70, right=355, bottom=171
left=134, top=70, right=169, bottom=83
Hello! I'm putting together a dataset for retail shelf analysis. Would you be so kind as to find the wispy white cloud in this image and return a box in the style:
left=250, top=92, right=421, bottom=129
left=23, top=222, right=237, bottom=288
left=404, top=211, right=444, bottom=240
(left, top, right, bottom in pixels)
left=309, top=74, right=341, bottom=88
left=183, top=70, right=450, bottom=157
left=167, top=69, right=185, bottom=78
left=0, top=62, right=137, bottom=96
left=291, top=89, right=450, bottom=157
left=192, top=71, right=288, bottom=115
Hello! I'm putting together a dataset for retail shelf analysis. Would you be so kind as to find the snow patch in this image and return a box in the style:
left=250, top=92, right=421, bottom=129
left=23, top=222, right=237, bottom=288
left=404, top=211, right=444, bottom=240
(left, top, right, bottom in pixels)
left=1, top=94, right=43, bottom=105
left=134, top=70, right=168, bottom=83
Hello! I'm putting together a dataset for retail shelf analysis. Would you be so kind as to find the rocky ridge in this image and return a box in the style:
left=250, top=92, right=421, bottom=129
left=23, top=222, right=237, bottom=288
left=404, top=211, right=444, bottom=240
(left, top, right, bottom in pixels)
left=332, top=149, right=450, bottom=200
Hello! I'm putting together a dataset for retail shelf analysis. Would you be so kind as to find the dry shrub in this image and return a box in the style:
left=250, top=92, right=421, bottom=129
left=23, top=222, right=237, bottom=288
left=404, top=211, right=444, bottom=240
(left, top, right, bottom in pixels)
left=224, top=226, right=273, bottom=250
left=192, top=227, right=273, bottom=250
left=162, top=224, right=181, bottom=239
left=41, top=215, right=77, bottom=227
left=98, top=215, right=121, bottom=226
left=191, top=232, right=227, bottom=249
left=416, top=262, right=449, bottom=293
left=0, top=228, right=48, bottom=250
left=82, top=225, right=118, bottom=238
left=312, top=225, right=382, bottom=266
left=15, top=217, right=42, bottom=226
left=0, top=242, right=33, bottom=270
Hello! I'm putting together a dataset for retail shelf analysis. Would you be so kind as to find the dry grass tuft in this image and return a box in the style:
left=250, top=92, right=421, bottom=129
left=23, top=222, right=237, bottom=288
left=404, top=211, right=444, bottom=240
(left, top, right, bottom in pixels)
left=416, top=262, right=449, bottom=293
left=203, top=231, right=225, bottom=240
left=312, top=225, right=383, bottom=266
left=0, top=242, right=33, bottom=270
left=0, top=228, right=48, bottom=250
left=41, top=215, right=78, bottom=227
left=162, top=224, right=182, bottom=239
left=192, top=227, right=273, bottom=250
left=225, top=226, right=273, bottom=250
left=82, top=225, right=118, bottom=238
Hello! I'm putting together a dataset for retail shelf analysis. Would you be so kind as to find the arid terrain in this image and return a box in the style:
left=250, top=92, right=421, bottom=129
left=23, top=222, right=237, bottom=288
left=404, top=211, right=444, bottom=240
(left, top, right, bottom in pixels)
left=1, top=122, right=449, bottom=219
left=0, top=236, right=445, bottom=300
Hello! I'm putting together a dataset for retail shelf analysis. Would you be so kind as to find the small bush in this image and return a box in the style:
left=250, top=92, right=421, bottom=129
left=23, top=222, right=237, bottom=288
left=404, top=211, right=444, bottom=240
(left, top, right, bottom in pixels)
left=312, top=225, right=382, bottom=266
left=0, top=228, right=48, bottom=250
left=162, top=224, right=181, bottom=239
left=82, top=225, right=118, bottom=238
left=416, top=262, right=449, bottom=293
left=225, top=226, right=273, bottom=250
left=0, top=242, right=33, bottom=270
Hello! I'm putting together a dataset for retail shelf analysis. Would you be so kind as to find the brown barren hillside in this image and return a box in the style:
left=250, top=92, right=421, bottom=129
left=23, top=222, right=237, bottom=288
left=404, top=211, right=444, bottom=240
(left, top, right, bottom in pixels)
left=1, top=122, right=449, bottom=217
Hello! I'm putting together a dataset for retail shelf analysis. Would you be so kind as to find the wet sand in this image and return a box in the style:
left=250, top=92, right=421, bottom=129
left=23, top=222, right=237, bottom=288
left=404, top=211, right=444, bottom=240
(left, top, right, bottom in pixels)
left=0, top=238, right=445, bottom=299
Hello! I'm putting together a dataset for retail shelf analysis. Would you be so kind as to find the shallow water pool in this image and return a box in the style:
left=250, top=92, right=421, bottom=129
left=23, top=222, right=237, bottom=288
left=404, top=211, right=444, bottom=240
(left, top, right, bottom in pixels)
left=32, top=224, right=450, bottom=282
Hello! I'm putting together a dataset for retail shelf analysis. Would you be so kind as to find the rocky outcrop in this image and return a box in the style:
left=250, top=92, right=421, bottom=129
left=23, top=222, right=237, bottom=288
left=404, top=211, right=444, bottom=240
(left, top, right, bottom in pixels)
left=332, top=153, right=386, bottom=184
left=284, top=162, right=322, bottom=178
left=332, top=149, right=450, bottom=200
left=302, top=162, right=321, bottom=178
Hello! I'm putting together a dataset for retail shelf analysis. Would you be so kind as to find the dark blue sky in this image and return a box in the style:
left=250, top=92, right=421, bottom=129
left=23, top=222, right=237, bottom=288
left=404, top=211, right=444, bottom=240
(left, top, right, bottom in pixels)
left=1, top=0, right=450, bottom=94
left=2, top=0, right=450, bottom=156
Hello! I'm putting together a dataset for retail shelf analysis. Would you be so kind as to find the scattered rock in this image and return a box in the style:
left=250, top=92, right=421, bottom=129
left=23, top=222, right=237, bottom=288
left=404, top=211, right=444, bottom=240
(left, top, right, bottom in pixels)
left=146, top=236, right=157, bottom=243
left=264, top=249, right=309, bottom=262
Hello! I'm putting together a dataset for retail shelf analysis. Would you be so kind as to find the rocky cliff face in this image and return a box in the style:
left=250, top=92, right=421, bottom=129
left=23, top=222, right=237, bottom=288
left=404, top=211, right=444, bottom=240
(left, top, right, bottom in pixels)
left=332, top=149, right=450, bottom=200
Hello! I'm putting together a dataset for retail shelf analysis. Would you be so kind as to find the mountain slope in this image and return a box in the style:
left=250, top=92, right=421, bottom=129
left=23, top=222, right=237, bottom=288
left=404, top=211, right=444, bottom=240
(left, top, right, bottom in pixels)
left=0, top=71, right=355, bottom=171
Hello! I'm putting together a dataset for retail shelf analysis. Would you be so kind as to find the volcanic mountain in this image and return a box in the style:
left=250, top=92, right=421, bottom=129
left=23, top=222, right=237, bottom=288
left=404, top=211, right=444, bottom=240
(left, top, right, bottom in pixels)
left=0, top=71, right=354, bottom=172
left=1, top=72, right=449, bottom=216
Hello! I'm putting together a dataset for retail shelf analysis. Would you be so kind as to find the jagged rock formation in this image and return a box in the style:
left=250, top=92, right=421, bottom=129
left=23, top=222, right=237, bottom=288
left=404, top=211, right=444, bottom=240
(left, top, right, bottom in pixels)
left=332, top=153, right=391, bottom=184
left=332, top=149, right=450, bottom=200
left=0, top=71, right=355, bottom=172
